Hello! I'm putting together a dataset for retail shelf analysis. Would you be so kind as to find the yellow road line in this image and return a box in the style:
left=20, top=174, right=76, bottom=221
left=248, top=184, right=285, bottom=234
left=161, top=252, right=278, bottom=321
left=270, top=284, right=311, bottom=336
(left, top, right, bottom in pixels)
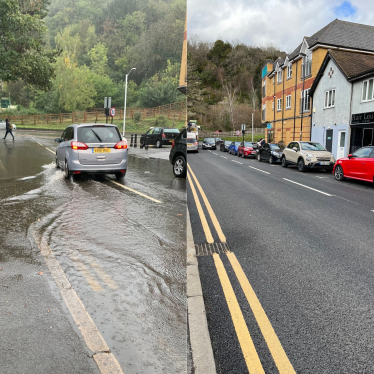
left=45, top=147, right=55, bottom=154
left=110, top=179, right=162, bottom=203
left=187, top=170, right=214, bottom=243
left=187, top=164, right=226, bottom=243
left=36, top=141, right=43, bottom=146
left=84, top=254, right=118, bottom=291
left=213, top=253, right=265, bottom=374
left=0, top=159, right=6, bottom=172
left=72, top=257, right=103, bottom=292
left=227, top=252, right=296, bottom=374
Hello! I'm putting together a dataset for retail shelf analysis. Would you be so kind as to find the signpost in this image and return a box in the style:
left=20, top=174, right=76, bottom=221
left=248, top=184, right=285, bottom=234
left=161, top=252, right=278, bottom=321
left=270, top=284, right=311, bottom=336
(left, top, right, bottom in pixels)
left=241, top=124, right=246, bottom=143
left=235, top=130, right=240, bottom=136
left=104, top=97, right=112, bottom=123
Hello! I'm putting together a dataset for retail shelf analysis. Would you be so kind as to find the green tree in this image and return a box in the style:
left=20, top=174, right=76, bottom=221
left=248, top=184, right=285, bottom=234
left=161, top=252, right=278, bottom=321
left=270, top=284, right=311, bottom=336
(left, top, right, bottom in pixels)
left=88, top=42, right=109, bottom=76
left=0, top=0, right=55, bottom=89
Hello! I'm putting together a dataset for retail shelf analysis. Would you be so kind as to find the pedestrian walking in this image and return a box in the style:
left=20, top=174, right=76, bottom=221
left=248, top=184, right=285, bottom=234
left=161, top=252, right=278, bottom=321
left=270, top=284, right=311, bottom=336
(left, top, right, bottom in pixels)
left=3, top=119, right=14, bottom=141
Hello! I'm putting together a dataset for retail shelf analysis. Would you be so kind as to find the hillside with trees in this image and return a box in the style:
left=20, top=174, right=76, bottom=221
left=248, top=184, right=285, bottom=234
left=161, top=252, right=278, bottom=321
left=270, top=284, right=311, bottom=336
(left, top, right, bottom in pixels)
left=187, top=37, right=286, bottom=131
left=1, top=0, right=185, bottom=114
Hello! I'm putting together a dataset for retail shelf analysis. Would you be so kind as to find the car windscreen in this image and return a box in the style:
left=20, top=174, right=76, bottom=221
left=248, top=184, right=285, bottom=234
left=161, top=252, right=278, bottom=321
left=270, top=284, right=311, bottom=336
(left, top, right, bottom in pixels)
left=234, top=142, right=241, bottom=146
left=187, top=138, right=196, bottom=143
left=300, top=142, right=326, bottom=151
left=204, top=138, right=215, bottom=142
left=243, top=142, right=253, bottom=147
left=164, top=129, right=180, bottom=133
left=270, top=144, right=283, bottom=151
left=224, top=141, right=231, bottom=145
left=78, top=126, right=121, bottom=143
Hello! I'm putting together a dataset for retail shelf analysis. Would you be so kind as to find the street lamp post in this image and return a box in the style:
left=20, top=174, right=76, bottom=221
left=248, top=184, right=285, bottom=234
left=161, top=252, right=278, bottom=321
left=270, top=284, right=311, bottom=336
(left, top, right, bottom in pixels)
left=299, top=53, right=306, bottom=141
left=123, top=68, right=136, bottom=138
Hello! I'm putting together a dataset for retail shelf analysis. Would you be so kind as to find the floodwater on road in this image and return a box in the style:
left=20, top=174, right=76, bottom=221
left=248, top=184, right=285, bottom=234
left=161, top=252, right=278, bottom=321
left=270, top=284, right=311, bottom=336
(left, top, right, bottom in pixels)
left=0, top=133, right=187, bottom=374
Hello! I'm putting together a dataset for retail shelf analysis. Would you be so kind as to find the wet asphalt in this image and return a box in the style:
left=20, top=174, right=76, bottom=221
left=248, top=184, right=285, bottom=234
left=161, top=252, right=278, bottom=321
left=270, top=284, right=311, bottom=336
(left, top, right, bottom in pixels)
left=187, top=148, right=374, bottom=374
left=0, top=131, right=186, bottom=374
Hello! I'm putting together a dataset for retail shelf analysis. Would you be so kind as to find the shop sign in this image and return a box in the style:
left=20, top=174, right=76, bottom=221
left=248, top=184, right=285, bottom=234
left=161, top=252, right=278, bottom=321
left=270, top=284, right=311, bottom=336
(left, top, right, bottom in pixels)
left=351, top=111, right=374, bottom=124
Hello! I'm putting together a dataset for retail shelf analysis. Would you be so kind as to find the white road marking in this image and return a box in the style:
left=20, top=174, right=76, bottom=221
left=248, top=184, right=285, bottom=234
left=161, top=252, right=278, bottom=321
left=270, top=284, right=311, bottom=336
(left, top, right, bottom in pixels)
left=230, top=160, right=243, bottom=164
left=283, top=178, right=333, bottom=196
left=0, top=159, right=6, bottom=172
left=315, top=176, right=327, bottom=179
left=221, top=156, right=227, bottom=159
left=45, top=147, right=55, bottom=154
left=110, top=180, right=162, bottom=203
left=37, top=141, right=43, bottom=146
left=371, top=210, right=374, bottom=213
left=248, top=166, right=270, bottom=174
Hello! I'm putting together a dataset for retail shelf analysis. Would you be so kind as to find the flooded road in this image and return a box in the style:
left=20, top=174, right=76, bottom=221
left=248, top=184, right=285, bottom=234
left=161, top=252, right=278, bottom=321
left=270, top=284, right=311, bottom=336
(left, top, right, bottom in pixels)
left=0, top=131, right=187, bottom=374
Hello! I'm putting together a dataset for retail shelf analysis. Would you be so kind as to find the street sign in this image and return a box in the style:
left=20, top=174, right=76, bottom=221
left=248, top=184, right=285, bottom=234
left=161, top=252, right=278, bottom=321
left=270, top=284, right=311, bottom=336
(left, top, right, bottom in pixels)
left=236, top=130, right=240, bottom=136
left=110, top=107, right=116, bottom=117
left=241, top=124, right=246, bottom=131
left=267, top=124, right=272, bottom=129
left=108, top=97, right=111, bottom=108
left=104, top=97, right=108, bottom=108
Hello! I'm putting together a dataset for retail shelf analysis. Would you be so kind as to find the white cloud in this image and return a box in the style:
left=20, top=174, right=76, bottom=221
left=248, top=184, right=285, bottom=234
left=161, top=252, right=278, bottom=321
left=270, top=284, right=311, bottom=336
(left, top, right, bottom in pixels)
left=188, top=0, right=374, bottom=53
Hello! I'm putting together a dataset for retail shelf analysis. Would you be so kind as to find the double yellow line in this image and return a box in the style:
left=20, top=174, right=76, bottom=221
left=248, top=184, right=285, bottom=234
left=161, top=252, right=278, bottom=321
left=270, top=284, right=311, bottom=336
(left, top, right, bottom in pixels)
left=188, top=164, right=295, bottom=374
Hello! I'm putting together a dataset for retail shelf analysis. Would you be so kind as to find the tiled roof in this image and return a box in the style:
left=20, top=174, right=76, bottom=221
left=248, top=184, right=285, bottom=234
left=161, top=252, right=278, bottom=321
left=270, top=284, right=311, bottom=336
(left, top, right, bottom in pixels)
left=329, top=50, right=374, bottom=80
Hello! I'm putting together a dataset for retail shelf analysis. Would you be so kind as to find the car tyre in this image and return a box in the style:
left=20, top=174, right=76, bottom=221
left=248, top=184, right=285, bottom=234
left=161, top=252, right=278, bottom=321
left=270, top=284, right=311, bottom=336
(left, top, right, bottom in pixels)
left=257, top=153, right=262, bottom=162
left=269, top=155, right=274, bottom=164
left=115, top=171, right=126, bottom=180
left=64, top=161, right=72, bottom=180
left=173, top=155, right=186, bottom=178
left=156, top=140, right=162, bottom=148
left=334, top=165, right=345, bottom=181
left=56, top=155, right=59, bottom=169
left=281, top=156, right=288, bottom=168
left=298, top=158, right=306, bottom=172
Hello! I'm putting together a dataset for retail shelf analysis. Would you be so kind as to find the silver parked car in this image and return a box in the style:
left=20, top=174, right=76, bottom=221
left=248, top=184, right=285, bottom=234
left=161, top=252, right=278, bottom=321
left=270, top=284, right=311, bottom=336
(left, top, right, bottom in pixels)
left=55, top=124, right=128, bottom=179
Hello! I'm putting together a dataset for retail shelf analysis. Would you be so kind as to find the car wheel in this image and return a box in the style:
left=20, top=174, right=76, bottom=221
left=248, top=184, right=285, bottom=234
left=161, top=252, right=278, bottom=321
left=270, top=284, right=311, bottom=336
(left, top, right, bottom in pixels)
left=173, top=155, right=186, bottom=178
left=140, top=142, right=144, bottom=149
left=298, top=158, right=306, bottom=172
left=238, top=151, right=241, bottom=157
left=115, top=171, right=126, bottom=180
left=269, top=155, right=274, bottom=164
left=281, top=156, right=288, bottom=168
left=64, top=161, right=72, bottom=179
left=334, top=165, right=345, bottom=181
left=55, top=155, right=59, bottom=169
left=257, top=153, right=262, bottom=162
left=156, top=140, right=162, bottom=148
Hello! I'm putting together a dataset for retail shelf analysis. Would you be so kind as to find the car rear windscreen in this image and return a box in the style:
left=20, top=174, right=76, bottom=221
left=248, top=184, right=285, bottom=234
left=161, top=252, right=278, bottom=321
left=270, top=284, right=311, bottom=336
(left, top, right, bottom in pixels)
left=78, top=126, right=121, bottom=143
left=164, top=129, right=180, bottom=133
left=187, top=138, right=196, bottom=143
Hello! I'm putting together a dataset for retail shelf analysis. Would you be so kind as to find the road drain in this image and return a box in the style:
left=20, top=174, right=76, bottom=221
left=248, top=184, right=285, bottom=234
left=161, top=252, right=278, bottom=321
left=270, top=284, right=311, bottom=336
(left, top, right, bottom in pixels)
left=195, top=242, right=230, bottom=256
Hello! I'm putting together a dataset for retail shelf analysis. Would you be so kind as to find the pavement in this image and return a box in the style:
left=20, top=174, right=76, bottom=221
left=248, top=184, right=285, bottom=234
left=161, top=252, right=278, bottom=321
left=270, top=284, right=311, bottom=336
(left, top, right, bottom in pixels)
left=0, top=130, right=187, bottom=374
left=187, top=147, right=374, bottom=373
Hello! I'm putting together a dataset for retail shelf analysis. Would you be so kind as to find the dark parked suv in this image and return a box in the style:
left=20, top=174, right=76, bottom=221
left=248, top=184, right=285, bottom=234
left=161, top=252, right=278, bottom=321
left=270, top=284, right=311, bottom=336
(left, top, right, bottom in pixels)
left=140, top=127, right=180, bottom=148
left=169, top=128, right=187, bottom=178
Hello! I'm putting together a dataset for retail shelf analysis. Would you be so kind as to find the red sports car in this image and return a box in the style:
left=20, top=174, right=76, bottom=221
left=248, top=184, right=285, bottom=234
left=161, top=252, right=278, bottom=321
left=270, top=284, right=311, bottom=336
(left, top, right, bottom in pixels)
left=333, top=146, right=374, bottom=182
left=238, top=142, right=257, bottom=158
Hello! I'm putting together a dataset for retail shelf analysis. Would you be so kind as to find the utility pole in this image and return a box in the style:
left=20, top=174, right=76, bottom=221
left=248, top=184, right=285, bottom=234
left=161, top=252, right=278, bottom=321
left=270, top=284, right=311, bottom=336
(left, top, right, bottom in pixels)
left=123, top=68, right=136, bottom=137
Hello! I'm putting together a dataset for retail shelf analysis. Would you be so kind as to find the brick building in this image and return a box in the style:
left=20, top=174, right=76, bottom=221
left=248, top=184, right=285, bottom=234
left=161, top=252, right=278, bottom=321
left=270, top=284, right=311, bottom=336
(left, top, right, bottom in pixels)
left=261, top=19, right=374, bottom=144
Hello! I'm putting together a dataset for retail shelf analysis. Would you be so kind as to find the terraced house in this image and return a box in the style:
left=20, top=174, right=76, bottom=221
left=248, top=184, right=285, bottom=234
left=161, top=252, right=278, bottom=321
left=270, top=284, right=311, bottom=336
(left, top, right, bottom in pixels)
left=261, top=19, right=374, bottom=144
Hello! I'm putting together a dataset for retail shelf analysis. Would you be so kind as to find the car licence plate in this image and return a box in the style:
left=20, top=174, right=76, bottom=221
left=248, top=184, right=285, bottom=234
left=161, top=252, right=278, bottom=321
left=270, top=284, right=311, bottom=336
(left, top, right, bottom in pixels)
left=319, top=161, right=329, bottom=165
left=93, top=148, right=111, bottom=153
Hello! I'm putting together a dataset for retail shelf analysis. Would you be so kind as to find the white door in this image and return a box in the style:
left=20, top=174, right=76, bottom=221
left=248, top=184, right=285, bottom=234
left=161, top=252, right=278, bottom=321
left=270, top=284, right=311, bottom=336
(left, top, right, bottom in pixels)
left=337, top=131, right=346, bottom=160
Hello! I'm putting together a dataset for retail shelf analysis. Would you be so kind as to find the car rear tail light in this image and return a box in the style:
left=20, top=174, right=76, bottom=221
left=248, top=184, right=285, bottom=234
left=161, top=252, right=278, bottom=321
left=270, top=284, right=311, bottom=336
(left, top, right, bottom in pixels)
left=71, top=141, right=88, bottom=150
left=171, top=141, right=175, bottom=147
left=73, top=171, right=82, bottom=174
left=194, top=142, right=198, bottom=145
left=114, top=140, right=128, bottom=149
left=162, top=134, right=166, bottom=138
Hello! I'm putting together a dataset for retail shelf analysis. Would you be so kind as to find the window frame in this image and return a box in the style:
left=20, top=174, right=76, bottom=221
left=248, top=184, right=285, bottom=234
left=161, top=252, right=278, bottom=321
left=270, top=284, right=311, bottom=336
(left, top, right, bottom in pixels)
left=286, top=95, right=291, bottom=109
left=287, top=63, right=292, bottom=79
left=277, top=70, right=282, bottom=84
left=361, top=78, right=374, bottom=102
left=277, top=98, right=282, bottom=111
left=324, top=89, right=335, bottom=109
left=300, top=89, right=311, bottom=112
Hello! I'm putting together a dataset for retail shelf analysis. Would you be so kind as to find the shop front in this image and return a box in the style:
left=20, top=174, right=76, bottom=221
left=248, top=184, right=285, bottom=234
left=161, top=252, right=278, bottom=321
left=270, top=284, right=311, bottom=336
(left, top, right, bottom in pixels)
left=350, top=112, right=374, bottom=153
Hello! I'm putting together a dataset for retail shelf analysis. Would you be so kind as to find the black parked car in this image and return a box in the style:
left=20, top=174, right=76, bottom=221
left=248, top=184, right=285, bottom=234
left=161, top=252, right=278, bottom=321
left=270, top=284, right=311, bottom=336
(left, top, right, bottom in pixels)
left=202, top=138, right=216, bottom=150
left=220, top=140, right=232, bottom=152
left=257, top=143, right=285, bottom=164
left=140, top=127, right=180, bottom=148
left=169, top=128, right=187, bottom=178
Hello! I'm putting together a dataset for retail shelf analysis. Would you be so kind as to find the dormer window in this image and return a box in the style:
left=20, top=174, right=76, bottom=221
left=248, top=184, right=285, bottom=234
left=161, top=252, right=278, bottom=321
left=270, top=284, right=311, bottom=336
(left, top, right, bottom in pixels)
left=277, top=70, right=282, bottom=84
left=302, top=52, right=312, bottom=79
left=287, top=63, right=292, bottom=79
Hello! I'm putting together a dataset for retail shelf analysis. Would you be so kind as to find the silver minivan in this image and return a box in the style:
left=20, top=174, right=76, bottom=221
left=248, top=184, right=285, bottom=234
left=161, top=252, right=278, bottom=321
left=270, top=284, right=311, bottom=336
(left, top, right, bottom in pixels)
left=55, top=124, right=128, bottom=179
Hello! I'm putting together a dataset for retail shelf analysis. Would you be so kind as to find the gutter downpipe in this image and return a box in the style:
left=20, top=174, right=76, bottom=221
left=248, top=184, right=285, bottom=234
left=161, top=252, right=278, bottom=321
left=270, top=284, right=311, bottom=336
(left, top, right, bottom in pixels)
left=348, top=80, right=354, bottom=155
left=273, top=75, right=276, bottom=143
left=282, top=68, right=285, bottom=142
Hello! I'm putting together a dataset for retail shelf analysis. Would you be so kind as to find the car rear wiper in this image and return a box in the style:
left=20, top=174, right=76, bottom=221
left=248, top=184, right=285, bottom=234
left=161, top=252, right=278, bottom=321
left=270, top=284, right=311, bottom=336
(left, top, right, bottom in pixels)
left=91, top=129, right=102, bottom=142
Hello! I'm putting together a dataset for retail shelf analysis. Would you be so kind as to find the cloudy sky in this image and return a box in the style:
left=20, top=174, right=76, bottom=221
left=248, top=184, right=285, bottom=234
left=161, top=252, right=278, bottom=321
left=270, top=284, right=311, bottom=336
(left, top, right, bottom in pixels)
left=188, top=0, right=374, bottom=53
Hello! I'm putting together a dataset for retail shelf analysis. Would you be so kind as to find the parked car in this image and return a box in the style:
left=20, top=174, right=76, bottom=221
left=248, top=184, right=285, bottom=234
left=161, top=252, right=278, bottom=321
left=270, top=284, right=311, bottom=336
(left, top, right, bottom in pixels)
left=140, top=127, right=180, bottom=148
left=215, top=138, right=224, bottom=147
left=257, top=143, right=284, bottom=163
left=220, top=140, right=232, bottom=152
left=228, top=142, right=241, bottom=155
left=169, top=128, right=187, bottom=178
left=55, top=124, right=127, bottom=179
left=187, top=137, right=199, bottom=153
left=334, top=146, right=374, bottom=182
left=202, top=138, right=216, bottom=150
left=238, top=142, right=258, bottom=158
left=281, top=141, right=335, bottom=172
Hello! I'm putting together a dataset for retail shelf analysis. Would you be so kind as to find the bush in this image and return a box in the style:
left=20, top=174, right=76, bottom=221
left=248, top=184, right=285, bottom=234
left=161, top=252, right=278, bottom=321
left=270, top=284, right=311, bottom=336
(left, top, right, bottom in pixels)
left=155, top=115, right=166, bottom=127
left=134, top=112, right=142, bottom=122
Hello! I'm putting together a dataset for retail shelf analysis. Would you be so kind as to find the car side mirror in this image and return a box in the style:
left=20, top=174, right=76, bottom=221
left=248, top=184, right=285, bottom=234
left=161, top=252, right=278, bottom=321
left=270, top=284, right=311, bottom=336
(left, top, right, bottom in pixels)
left=292, top=147, right=298, bottom=152
left=54, top=138, right=62, bottom=143
left=348, top=154, right=353, bottom=159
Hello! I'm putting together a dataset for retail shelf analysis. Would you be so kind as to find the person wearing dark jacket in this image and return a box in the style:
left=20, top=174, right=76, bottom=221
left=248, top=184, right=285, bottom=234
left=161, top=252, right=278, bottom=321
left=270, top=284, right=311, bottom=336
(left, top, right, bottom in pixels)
left=3, top=119, right=14, bottom=140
